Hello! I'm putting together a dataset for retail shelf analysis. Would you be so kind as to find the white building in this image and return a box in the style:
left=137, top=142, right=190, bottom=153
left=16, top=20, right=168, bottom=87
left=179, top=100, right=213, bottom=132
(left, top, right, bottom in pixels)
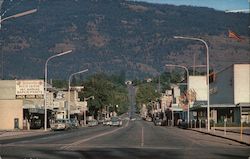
left=191, top=64, right=250, bottom=124
left=0, top=80, right=45, bottom=130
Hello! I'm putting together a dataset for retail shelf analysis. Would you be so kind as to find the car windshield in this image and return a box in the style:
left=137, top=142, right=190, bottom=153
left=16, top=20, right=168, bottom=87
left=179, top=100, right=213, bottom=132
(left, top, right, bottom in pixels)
left=111, top=117, right=118, bottom=121
left=1, top=1, right=249, bottom=159
left=70, top=119, right=76, bottom=122
left=55, top=120, right=66, bottom=123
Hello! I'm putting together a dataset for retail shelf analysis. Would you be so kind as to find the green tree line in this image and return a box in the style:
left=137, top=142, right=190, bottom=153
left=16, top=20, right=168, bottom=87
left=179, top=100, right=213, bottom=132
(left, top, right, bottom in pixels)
left=53, top=73, right=128, bottom=118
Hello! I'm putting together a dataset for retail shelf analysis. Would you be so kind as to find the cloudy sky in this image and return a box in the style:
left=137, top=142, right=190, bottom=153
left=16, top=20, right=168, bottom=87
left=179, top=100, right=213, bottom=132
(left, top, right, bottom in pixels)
left=135, top=0, right=249, bottom=11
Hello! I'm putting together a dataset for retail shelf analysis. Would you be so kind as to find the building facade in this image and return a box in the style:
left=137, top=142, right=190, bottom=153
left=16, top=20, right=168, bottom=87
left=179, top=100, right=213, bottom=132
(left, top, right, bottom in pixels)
left=0, top=80, right=45, bottom=130
left=190, top=64, right=250, bottom=125
left=0, top=79, right=87, bottom=130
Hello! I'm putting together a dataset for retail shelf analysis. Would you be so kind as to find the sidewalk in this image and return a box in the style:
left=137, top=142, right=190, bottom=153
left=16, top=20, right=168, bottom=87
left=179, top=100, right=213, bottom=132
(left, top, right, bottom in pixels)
left=190, top=128, right=250, bottom=146
left=0, top=129, right=50, bottom=140
left=214, top=127, right=250, bottom=135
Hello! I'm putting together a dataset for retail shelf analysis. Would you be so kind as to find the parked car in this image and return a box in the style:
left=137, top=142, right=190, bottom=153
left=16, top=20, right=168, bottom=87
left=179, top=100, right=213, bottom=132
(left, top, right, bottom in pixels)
left=98, top=119, right=104, bottom=124
left=145, top=116, right=152, bottom=122
left=103, top=119, right=111, bottom=126
left=110, top=117, right=122, bottom=127
left=178, top=120, right=188, bottom=129
left=88, top=119, right=98, bottom=127
left=30, top=119, right=43, bottom=129
left=51, top=119, right=72, bottom=131
left=70, top=118, right=79, bottom=129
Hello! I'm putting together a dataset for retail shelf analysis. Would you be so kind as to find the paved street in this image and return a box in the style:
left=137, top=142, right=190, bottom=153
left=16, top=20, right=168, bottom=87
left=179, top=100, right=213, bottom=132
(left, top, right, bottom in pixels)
left=0, top=120, right=249, bottom=159
left=127, top=85, right=137, bottom=119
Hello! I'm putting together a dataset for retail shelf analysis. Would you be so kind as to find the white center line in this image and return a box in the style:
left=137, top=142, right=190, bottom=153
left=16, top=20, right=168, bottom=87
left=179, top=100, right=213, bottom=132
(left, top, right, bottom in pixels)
left=62, top=120, right=130, bottom=150
left=141, top=127, right=144, bottom=147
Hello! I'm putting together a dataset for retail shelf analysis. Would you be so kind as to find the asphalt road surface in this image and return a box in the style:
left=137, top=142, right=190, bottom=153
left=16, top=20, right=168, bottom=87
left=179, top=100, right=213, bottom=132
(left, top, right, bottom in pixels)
left=0, top=120, right=249, bottom=159
left=127, top=85, right=136, bottom=119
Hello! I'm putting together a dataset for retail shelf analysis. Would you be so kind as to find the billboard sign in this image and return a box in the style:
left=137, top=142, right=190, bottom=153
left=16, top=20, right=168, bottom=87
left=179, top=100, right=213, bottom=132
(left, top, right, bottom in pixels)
left=189, top=76, right=207, bottom=101
left=16, top=80, right=44, bottom=96
left=234, top=64, right=250, bottom=104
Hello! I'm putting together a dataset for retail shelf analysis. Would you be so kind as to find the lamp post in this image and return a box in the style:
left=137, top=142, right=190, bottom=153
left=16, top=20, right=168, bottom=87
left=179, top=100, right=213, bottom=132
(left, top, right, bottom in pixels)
left=68, top=69, right=88, bottom=119
left=115, top=105, right=119, bottom=116
left=83, top=96, right=94, bottom=125
left=1, top=8, right=37, bottom=79
left=173, top=36, right=210, bottom=131
left=44, top=50, right=72, bottom=131
left=165, top=64, right=190, bottom=127
left=106, top=104, right=119, bottom=118
left=0, top=9, right=37, bottom=28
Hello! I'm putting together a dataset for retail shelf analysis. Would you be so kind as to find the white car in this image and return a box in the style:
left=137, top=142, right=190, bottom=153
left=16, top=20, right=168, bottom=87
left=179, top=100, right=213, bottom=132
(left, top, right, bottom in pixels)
left=146, top=116, right=152, bottom=122
left=51, top=119, right=71, bottom=131
left=103, top=120, right=111, bottom=126
left=88, top=119, right=98, bottom=127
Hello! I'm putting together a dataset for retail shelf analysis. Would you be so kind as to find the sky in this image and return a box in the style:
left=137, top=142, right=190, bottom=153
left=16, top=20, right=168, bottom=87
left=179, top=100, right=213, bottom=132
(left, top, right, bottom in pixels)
left=134, top=0, right=249, bottom=11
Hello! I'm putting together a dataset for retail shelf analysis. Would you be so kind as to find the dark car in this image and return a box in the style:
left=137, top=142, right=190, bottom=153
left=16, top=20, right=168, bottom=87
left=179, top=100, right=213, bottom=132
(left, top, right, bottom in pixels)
left=110, top=117, right=122, bottom=127
left=154, top=119, right=162, bottom=126
left=178, top=120, right=188, bottom=129
left=70, top=118, right=79, bottom=128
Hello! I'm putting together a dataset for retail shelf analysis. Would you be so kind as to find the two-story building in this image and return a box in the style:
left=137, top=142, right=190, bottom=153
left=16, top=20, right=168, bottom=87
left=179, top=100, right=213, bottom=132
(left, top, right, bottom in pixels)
left=0, top=80, right=50, bottom=130
left=0, top=79, right=88, bottom=130
left=190, top=64, right=250, bottom=125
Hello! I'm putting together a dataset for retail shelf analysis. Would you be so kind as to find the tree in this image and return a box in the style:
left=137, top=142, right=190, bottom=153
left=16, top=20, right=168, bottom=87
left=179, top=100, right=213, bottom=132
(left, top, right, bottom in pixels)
left=52, top=79, right=67, bottom=88
left=79, top=73, right=128, bottom=117
left=136, top=82, right=160, bottom=111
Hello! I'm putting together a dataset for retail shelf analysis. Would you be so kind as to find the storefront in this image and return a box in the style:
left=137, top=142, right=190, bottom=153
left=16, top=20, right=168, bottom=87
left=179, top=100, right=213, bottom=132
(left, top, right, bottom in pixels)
left=190, top=104, right=240, bottom=125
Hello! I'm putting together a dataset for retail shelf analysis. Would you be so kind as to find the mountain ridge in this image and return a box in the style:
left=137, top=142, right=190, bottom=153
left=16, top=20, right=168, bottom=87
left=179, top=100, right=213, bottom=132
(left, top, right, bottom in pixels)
left=0, top=0, right=249, bottom=80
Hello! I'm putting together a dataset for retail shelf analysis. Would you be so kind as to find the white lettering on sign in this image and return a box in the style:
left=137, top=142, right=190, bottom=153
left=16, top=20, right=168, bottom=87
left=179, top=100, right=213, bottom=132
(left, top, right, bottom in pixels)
left=16, top=80, right=44, bottom=95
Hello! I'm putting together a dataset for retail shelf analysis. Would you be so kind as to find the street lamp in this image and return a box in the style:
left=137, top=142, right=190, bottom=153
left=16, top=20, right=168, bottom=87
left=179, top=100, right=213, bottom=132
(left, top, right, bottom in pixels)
left=106, top=104, right=119, bottom=118
left=0, top=9, right=37, bottom=29
left=115, top=105, right=119, bottom=116
left=44, top=50, right=73, bottom=131
left=68, top=69, right=88, bottom=119
left=1, top=8, right=37, bottom=79
left=173, top=36, right=210, bottom=131
left=83, top=96, right=94, bottom=125
left=165, top=64, right=190, bottom=127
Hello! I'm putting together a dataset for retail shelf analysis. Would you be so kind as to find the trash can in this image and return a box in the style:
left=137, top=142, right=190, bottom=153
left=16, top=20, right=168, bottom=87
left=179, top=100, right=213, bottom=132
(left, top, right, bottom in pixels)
left=14, top=118, right=19, bottom=129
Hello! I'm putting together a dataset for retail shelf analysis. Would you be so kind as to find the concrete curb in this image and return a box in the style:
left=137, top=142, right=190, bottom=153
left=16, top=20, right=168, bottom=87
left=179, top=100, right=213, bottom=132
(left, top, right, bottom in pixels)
left=0, top=130, right=51, bottom=141
left=189, top=128, right=250, bottom=146
left=214, top=128, right=250, bottom=136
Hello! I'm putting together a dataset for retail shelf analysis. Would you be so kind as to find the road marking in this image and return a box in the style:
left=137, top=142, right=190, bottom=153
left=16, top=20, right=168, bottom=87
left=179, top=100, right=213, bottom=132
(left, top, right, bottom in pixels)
left=141, top=127, right=144, bottom=147
left=61, top=120, right=129, bottom=150
left=3, top=143, right=65, bottom=147
left=125, top=120, right=129, bottom=127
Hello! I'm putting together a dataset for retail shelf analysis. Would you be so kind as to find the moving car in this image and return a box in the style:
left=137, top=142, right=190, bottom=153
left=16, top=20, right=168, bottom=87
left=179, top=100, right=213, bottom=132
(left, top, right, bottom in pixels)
left=154, top=118, right=162, bottom=126
left=51, top=119, right=72, bottom=131
left=110, top=117, right=122, bottom=127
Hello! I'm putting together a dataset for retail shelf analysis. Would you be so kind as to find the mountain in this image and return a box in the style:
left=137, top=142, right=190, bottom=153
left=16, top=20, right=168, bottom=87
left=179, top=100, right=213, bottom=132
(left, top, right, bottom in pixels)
left=0, top=0, right=249, bottom=80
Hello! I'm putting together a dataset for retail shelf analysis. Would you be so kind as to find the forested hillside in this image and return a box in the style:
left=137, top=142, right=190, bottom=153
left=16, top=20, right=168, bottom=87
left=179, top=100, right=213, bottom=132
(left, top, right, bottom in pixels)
left=1, top=0, right=249, bottom=79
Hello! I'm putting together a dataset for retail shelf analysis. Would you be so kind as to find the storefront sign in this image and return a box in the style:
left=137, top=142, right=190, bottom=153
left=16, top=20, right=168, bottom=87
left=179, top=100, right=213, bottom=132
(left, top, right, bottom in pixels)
left=16, top=80, right=44, bottom=96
